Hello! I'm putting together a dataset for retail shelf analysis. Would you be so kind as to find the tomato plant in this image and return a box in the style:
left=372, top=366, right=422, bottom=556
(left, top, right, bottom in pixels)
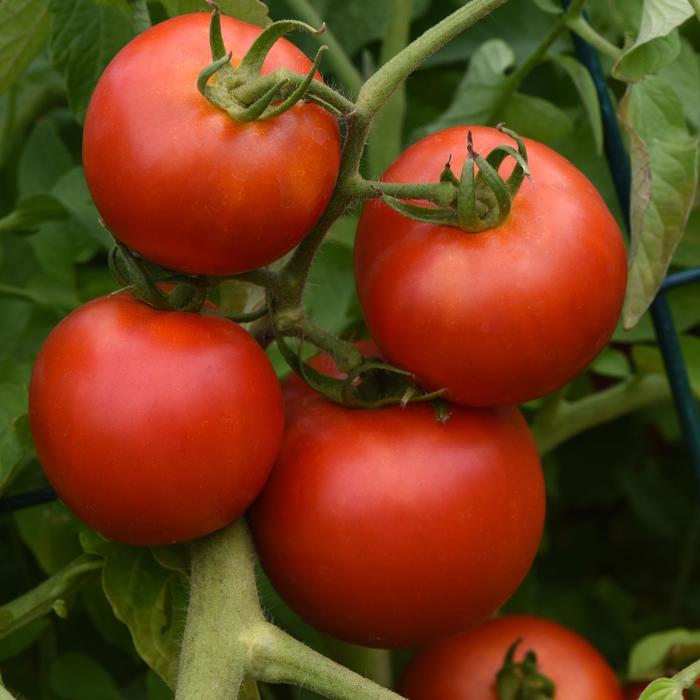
left=83, top=13, right=341, bottom=275
left=400, top=615, right=623, bottom=699
left=355, top=126, right=628, bottom=406
left=251, top=374, right=545, bottom=648
left=2, top=1, right=700, bottom=699
left=29, top=294, right=284, bottom=545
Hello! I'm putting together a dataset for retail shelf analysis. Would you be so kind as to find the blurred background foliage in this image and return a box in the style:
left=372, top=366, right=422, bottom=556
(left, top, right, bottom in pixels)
left=0, top=0, right=699, bottom=698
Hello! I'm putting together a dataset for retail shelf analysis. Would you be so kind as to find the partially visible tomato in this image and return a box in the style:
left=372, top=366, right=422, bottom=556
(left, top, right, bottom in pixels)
left=401, top=615, right=623, bottom=699
left=250, top=373, right=545, bottom=648
left=83, top=13, right=340, bottom=275
left=29, top=294, right=284, bottom=546
left=355, top=126, right=628, bottom=407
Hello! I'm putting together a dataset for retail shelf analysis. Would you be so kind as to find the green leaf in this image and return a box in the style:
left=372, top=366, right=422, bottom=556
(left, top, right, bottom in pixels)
left=306, top=240, right=358, bottom=336
left=50, top=167, right=112, bottom=248
left=49, top=0, right=134, bottom=122
left=0, top=382, right=29, bottom=497
left=500, top=92, right=573, bottom=142
left=658, top=38, right=700, bottom=131
left=618, top=76, right=699, bottom=328
left=674, top=206, right=700, bottom=268
left=0, top=194, right=68, bottom=234
left=417, top=39, right=571, bottom=143
left=418, top=39, right=514, bottom=135
left=81, top=533, right=187, bottom=688
left=629, top=629, right=700, bottom=680
left=549, top=54, right=603, bottom=153
left=161, top=0, right=271, bottom=25
left=0, top=0, right=50, bottom=96
left=49, top=652, right=122, bottom=700
left=590, top=347, right=632, bottom=379
left=633, top=335, right=700, bottom=399
left=639, top=678, right=683, bottom=700
left=613, top=0, right=693, bottom=82
left=15, top=503, right=83, bottom=575
left=0, top=618, right=49, bottom=663
left=18, top=118, right=73, bottom=195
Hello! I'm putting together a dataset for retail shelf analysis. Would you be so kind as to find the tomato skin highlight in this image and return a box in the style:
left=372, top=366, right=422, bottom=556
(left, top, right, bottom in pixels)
left=29, top=295, right=284, bottom=546
left=355, top=126, right=628, bottom=407
left=251, top=370, right=545, bottom=648
left=401, top=615, right=624, bottom=700
left=83, top=13, right=341, bottom=275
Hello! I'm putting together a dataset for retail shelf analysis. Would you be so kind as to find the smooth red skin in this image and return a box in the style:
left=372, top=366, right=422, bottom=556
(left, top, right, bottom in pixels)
left=355, top=126, right=628, bottom=407
left=250, top=392, right=545, bottom=648
left=29, top=295, right=284, bottom=546
left=83, top=13, right=341, bottom=275
left=401, top=615, right=623, bottom=700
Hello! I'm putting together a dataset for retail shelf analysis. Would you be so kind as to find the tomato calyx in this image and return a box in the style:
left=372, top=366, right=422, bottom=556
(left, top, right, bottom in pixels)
left=269, top=310, right=446, bottom=409
left=382, top=124, right=531, bottom=233
left=495, top=639, right=556, bottom=700
left=109, top=242, right=209, bottom=312
left=197, top=4, right=350, bottom=122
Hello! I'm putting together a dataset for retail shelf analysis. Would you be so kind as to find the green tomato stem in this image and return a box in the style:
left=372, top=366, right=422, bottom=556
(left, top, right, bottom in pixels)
left=367, top=0, right=413, bottom=176
left=565, top=15, right=622, bottom=60
left=533, top=373, right=671, bottom=455
left=0, top=554, right=102, bottom=640
left=175, top=521, right=405, bottom=700
left=282, top=0, right=364, bottom=95
left=175, top=521, right=264, bottom=700
left=247, top=622, right=405, bottom=700
left=354, top=178, right=457, bottom=206
left=356, top=0, right=510, bottom=119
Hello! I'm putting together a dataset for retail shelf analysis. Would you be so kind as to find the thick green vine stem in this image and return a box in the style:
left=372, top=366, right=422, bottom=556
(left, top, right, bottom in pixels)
left=174, top=521, right=405, bottom=700
left=532, top=373, right=671, bottom=455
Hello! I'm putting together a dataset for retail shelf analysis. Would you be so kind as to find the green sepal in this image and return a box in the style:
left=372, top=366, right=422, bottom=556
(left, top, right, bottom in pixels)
left=495, top=639, right=556, bottom=700
left=197, top=52, right=233, bottom=97
left=260, top=45, right=327, bottom=120
left=237, top=19, right=324, bottom=82
left=382, top=195, right=460, bottom=227
left=457, top=151, right=483, bottom=230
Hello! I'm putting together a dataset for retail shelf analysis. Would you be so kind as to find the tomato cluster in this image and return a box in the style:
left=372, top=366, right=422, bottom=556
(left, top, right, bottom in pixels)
left=28, top=11, right=628, bottom=698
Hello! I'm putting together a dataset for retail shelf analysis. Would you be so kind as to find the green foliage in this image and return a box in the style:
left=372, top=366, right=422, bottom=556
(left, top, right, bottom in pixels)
left=619, top=76, right=699, bottom=328
left=0, top=0, right=699, bottom=698
left=0, top=0, right=49, bottom=97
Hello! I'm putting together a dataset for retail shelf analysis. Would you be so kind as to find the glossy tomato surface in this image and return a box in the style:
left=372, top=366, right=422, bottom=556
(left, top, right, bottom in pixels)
left=251, top=375, right=545, bottom=648
left=355, top=126, right=628, bottom=406
left=83, top=13, right=340, bottom=275
left=401, top=615, right=623, bottom=699
left=29, top=295, right=284, bottom=546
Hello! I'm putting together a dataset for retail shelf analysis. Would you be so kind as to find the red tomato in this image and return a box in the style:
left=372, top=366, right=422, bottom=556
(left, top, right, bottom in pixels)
left=250, top=378, right=545, bottom=648
left=29, top=295, right=284, bottom=546
left=401, top=615, right=623, bottom=699
left=83, top=13, right=340, bottom=275
left=355, top=126, right=628, bottom=407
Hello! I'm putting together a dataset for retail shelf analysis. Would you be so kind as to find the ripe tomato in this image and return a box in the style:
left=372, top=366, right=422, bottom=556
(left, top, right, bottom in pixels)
left=401, top=615, right=623, bottom=699
left=83, top=13, right=341, bottom=275
left=355, top=126, right=628, bottom=407
left=250, top=365, right=545, bottom=648
left=29, top=294, right=284, bottom=546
